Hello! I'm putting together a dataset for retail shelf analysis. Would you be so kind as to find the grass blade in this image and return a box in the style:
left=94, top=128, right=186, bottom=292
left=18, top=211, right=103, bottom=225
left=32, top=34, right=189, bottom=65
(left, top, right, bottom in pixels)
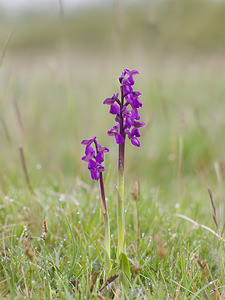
left=0, top=31, right=13, bottom=69
left=65, top=216, right=77, bottom=278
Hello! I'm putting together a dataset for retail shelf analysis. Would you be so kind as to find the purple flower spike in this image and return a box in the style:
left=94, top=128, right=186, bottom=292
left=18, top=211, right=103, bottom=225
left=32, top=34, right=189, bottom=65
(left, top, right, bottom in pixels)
left=104, top=68, right=145, bottom=148
left=81, top=137, right=109, bottom=181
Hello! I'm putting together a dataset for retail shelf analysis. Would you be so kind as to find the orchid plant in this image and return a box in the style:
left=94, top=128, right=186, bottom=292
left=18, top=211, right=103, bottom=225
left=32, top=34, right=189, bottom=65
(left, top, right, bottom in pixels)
left=81, top=68, right=144, bottom=264
left=81, top=137, right=110, bottom=259
left=104, top=69, right=145, bottom=257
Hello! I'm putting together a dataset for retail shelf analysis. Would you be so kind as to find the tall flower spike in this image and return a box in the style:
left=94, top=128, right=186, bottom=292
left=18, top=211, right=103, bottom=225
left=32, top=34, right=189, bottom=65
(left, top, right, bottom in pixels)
left=103, top=68, right=145, bottom=147
left=103, top=68, right=145, bottom=257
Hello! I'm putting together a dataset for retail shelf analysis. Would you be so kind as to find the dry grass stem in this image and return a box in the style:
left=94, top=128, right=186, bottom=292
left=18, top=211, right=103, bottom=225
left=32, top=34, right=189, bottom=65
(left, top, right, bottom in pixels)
left=0, top=118, right=12, bottom=144
left=18, top=145, right=35, bottom=195
left=175, top=213, right=225, bottom=242
left=13, top=98, right=24, bottom=134
left=208, top=187, right=219, bottom=231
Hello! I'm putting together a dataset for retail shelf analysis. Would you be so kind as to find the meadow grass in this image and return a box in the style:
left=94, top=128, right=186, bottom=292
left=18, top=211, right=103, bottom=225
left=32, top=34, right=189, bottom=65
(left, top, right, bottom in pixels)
left=1, top=50, right=225, bottom=299
left=1, top=2, right=225, bottom=299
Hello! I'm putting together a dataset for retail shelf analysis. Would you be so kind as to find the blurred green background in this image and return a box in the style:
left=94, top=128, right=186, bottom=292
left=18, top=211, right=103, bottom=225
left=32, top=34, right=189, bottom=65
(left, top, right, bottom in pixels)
left=0, top=0, right=225, bottom=200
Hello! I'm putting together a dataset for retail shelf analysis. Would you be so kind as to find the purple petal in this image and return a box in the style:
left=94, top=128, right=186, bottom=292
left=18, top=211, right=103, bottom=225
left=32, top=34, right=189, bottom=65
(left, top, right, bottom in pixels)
left=82, top=155, right=93, bottom=162
left=110, top=104, right=120, bottom=115
left=90, top=169, right=100, bottom=181
left=81, top=139, right=90, bottom=145
left=85, top=145, right=94, bottom=156
left=88, top=159, right=97, bottom=170
left=125, top=93, right=133, bottom=106
left=131, top=108, right=140, bottom=120
left=127, top=76, right=135, bottom=85
left=134, top=121, right=145, bottom=128
left=97, top=164, right=105, bottom=172
left=121, top=78, right=131, bottom=85
left=115, top=114, right=121, bottom=123
left=112, top=93, right=120, bottom=102
left=122, top=106, right=131, bottom=117
left=107, top=130, right=115, bottom=137
left=98, top=146, right=109, bottom=153
left=95, top=152, right=104, bottom=163
left=103, top=97, right=115, bottom=105
left=124, top=128, right=131, bottom=138
left=132, top=91, right=142, bottom=97
left=124, top=69, right=139, bottom=76
left=122, top=84, right=133, bottom=95
left=131, top=137, right=140, bottom=147
left=131, top=128, right=141, bottom=137
left=108, top=128, right=116, bottom=136
left=132, top=97, right=142, bottom=108
left=115, top=133, right=125, bottom=144
left=119, top=74, right=125, bottom=84
left=125, top=116, right=134, bottom=128
left=81, top=136, right=96, bottom=146
left=108, top=124, right=119, bottom=136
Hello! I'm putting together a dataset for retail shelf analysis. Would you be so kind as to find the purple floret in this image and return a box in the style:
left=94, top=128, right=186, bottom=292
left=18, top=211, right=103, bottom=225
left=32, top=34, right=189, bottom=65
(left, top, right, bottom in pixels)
left=107, top=125, right=124, bottom=144
left=110, top=104, right=120, bottom=115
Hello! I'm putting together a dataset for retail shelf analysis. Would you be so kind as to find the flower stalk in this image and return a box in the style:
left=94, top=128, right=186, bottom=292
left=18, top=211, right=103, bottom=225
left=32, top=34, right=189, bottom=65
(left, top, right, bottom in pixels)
left=81, top=137, right=110, bottom=259
left=98, top=162, right=110, bottom=259
left=117, top=155, right=125, bottom=256
left=117, top=89, right=125, bottom=256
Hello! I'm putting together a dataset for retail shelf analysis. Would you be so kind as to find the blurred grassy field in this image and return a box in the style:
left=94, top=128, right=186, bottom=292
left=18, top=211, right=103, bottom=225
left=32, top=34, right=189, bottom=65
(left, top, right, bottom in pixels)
left=1, top=0, right=225, bottom=298
left=1, top=0, right=225, bottom=53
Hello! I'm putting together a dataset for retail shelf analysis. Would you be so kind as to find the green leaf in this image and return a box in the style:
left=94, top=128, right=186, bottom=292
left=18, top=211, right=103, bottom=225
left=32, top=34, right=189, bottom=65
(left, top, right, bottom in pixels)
left=119, top=252, right=131, bottom=289
left=119, top=253, right=131, bottom=281
left=65, top=216, right=77, bottom=278
left=102, top=246, right=112, bottom=278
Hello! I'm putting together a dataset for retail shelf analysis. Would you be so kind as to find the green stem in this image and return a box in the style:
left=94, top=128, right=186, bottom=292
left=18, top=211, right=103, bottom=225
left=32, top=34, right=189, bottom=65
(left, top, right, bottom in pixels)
left=99, top=172, right=110, bottom=259
left=104, top=210, right=110, bottom=259
left=117, top=165, right=125, bottom=257
left=117, top=87, right=125, bottom=257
